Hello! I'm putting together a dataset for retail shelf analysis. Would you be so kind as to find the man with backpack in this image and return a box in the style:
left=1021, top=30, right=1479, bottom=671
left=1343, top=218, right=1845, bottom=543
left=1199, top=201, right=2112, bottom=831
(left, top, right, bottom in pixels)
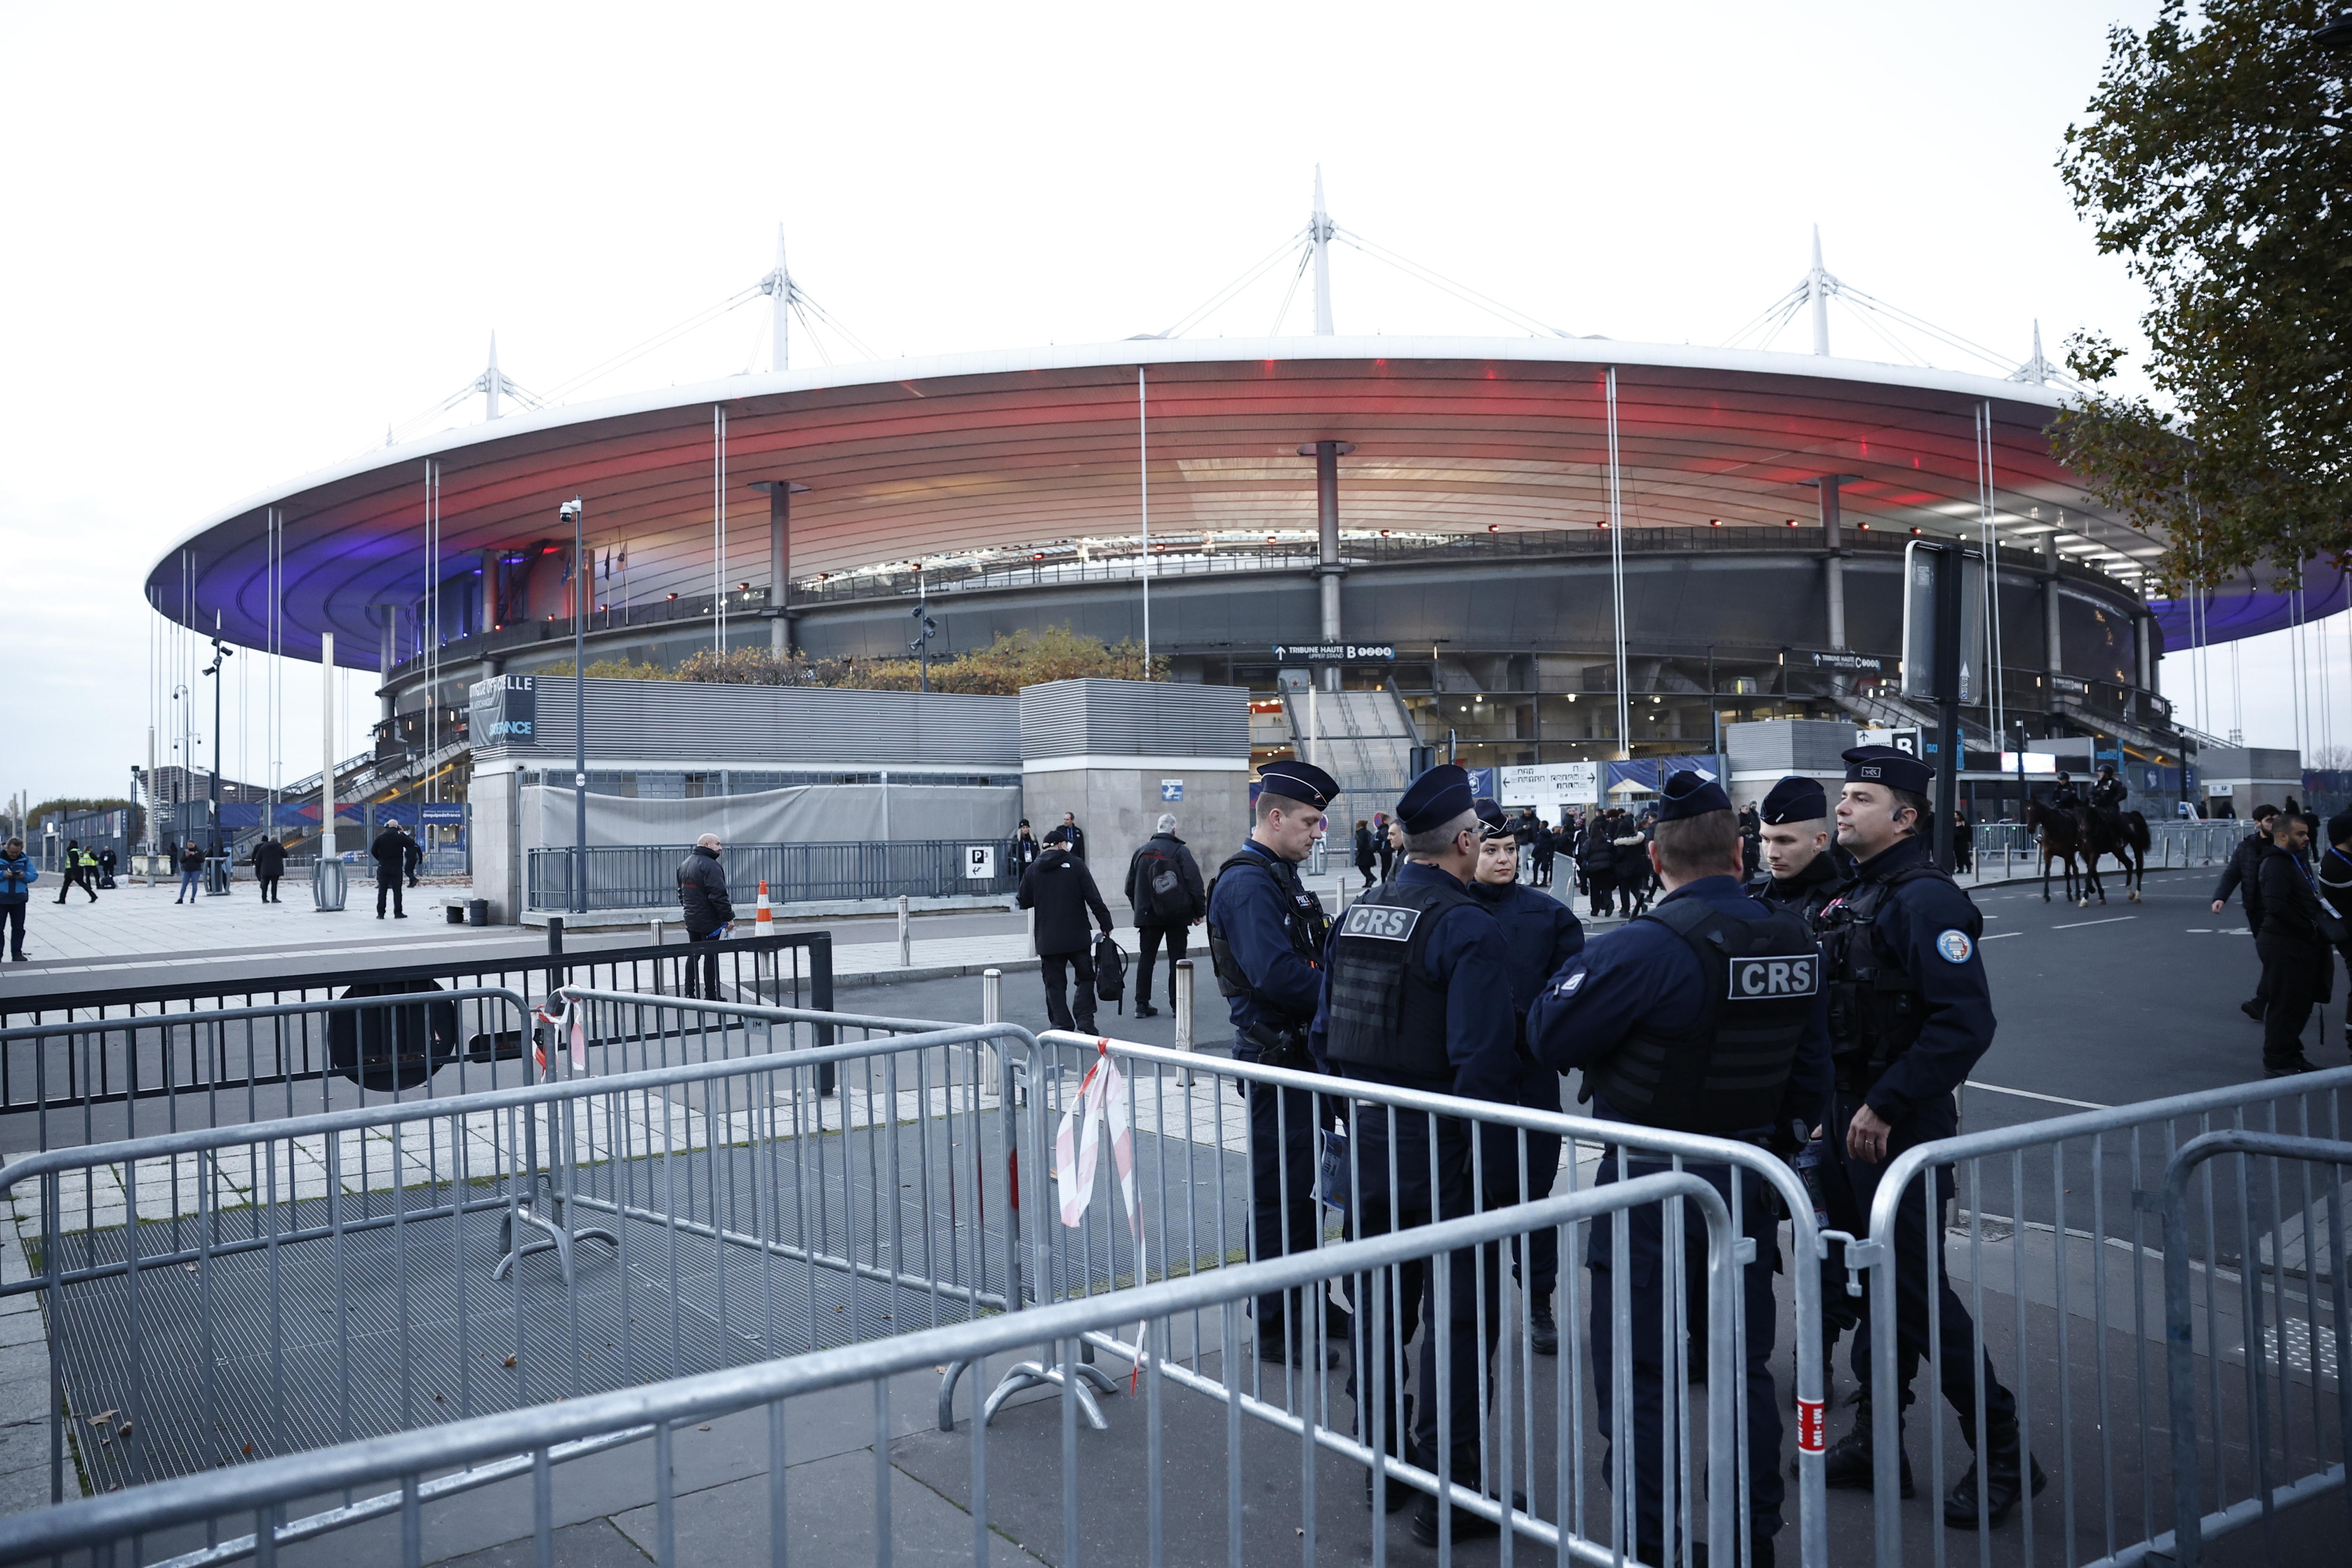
left=1124, top=813, right=1206, bottom=1018
left=1017, top=827, right=1115, bottom=1033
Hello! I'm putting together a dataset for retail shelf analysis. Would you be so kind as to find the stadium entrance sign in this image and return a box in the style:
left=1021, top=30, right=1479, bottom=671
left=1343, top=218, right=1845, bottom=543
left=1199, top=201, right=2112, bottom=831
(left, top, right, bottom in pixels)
left=1498, top=761, right=1601, bottom=807
left=1270, top=643, right=1396, bottom=662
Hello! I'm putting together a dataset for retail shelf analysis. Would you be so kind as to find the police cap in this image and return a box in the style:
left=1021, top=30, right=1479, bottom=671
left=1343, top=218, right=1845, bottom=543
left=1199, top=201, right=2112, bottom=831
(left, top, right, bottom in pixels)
left=1398, top=764, right=1474, bottom=835
left=1257, top=760, right=1340, bottom=811
left=1843, top=744, right=1934, bottom=795
left=1655, top=770, right=1732, bottom=822
left=1473, top=797, right=1515, bottom=839
left=1759, top=775, right=1829, bottom=825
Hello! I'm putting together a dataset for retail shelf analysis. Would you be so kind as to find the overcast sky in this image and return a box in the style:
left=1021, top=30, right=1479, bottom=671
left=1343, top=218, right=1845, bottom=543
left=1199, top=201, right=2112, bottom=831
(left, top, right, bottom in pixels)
left=3, top=0, right=2336, bottom=812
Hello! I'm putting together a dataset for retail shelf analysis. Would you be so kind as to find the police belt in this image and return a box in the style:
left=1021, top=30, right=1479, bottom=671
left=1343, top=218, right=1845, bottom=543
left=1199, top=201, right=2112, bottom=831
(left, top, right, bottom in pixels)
left=1232, top=1020, right=1317, bottom=1074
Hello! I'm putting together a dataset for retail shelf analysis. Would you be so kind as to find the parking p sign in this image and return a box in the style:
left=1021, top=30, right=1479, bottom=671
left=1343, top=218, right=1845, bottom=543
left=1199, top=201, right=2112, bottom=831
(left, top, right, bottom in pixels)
left=1160, top=779, right=1184, bottom=802
left=965, top=844, right=996, bottom=881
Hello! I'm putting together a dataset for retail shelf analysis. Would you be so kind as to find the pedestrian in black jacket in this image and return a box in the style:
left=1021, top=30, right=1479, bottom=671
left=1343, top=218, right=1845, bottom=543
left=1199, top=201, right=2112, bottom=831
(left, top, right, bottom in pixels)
left=1125, top=814, right=1206, bottom=1016
left=369, top=826, right=408, bottom=918
left=2254, top=812, right=2332, bottom=1076
left=675, top=834, right=736, bottom=999
left=1057, top=812, right=1088, bottom=862
left=1008, top=820, right=1041, bottom=881
left=401, top=826, right=424, bottom=888
left=2214, top=804, right=2280, bottom=1020
left=1351, top=820, right=1377, bottom=889
left=1018, top=829, right=1113, bottom=1032
left=250, top=836, right=289, bottom=902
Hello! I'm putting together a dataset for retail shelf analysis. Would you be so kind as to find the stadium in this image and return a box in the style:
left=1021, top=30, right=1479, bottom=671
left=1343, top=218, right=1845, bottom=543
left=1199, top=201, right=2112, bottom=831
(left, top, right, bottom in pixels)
left=141, top=212, right=2344, bottom=824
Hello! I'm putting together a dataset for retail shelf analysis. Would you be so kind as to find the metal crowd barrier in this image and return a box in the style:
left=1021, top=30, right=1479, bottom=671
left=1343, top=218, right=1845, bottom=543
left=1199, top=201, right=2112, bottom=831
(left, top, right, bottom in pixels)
left=1964, top=819, right=2245, bottom=879
left=1003, top=1027, right=1835, bottom=1568
left=1, top=995, right=1030, bottom=1506
left=0, top=928, right=834, bottom=1040
left=2157, top=1129, right=2352, bottom=1568
left=0, top=936, right=834, bottom=1150
left=1856, top=1064, right=2352, bottom=1567
left=0, top=1184, right=1745, bottom=1568
left=0, top=990, right=536, bottom=1153
left=527, top=839, right=1021, bottom=912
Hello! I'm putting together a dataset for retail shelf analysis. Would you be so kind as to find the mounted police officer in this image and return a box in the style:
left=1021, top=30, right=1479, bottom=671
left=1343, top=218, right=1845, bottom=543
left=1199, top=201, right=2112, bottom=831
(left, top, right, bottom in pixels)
left=1312, top=764, right=1520, bottom=1545
left=1816, top=744, right=2045, bottom=1529
left=1205, top=759, right=1342, bottom=1365
left=2047, top=771, right=2083, bottom=815
left=1528, top=770, right=1830, bottom=1568
left=1468, top=797, right=1585, bottom=1356
left=2090, top=762, right=2129, bottom=838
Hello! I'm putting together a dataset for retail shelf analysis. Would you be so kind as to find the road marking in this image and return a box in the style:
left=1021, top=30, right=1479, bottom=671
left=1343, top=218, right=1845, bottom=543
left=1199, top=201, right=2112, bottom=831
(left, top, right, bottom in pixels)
left=2051, top=916, right=2137, bottom=930
left=1980, top=931, right=2021, bottom=939
left=2185, top=928, right=2213, bottom=933
left=1965, top=1081, right=2112, bottom=1110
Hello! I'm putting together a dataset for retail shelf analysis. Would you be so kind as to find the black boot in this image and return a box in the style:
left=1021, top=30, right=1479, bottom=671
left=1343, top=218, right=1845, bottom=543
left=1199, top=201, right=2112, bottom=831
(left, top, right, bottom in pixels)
left=1409, top=1487, right=1526, bottom=1546
left=1530, top=1299, right=1559, bottom=1357
left=1943, top=1414, right=2047, bottom=1529
left=1819, top=1400, right=1914, bottom=1498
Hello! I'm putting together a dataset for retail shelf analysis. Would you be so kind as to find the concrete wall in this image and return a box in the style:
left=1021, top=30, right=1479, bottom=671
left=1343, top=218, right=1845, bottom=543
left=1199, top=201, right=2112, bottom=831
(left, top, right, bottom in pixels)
left=471, top=763, right=523, bottom=924
left=1021, top=764, right=1250, bottom=913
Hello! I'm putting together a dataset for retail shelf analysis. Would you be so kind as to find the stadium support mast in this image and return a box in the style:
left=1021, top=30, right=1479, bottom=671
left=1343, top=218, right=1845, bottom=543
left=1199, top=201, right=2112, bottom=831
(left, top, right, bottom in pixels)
left=764, top=225, right=792, bottom=372
left=485, top=334, right=502, bottom=419
left=1312, top=168, right=1335, bottom=336
left=1808, top=227, right=1829, bottom=356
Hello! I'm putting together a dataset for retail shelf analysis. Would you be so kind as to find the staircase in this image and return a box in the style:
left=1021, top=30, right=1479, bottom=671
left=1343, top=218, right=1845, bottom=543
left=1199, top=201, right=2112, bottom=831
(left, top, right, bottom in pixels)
left=1283, top=685, right=1421, bottom=805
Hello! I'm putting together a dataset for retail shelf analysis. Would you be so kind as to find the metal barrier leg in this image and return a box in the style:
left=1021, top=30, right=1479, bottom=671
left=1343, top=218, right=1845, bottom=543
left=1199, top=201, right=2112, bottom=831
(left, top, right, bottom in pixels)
left=978, top=1355, right=1116, bottom=1430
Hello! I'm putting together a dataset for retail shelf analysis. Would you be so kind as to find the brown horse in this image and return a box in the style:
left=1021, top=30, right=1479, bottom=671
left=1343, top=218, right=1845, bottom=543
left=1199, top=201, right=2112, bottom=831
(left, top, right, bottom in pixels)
left=2079, top=808, right=2151, bottom=904
left=2025, top=799, right=2087, bottom=905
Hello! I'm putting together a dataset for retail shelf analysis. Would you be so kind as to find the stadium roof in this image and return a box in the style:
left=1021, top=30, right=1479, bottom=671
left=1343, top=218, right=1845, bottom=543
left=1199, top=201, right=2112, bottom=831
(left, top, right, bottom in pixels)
left=146, top=334, right=2318, bottom=669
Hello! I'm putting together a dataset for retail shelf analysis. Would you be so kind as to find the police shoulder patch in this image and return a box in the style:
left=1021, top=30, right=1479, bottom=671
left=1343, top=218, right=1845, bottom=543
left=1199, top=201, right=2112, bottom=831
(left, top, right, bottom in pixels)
left=1934, top=929, right=1974, bottom=964
left=1554, top=968, right=1587, bottom=997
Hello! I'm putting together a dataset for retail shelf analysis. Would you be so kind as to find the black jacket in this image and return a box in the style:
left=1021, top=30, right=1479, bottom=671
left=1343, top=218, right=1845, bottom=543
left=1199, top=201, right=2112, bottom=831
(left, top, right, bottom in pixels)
left=1018, top=847, right=1112, bottom=955
left=1008, top=832, right=1041, bottom=879
left=369, top=829, right=406, bottom=873
left=1058, top=823, right=1088, bottom=861
left=676, top=844, right=735, bottom=931
left=2256, top=844, right=2328, bottom=949
left=2213, top=830, right=2269, bottom=931
left=1352, top=826, right=1377, bottom=868
left=250, top=839, right=288, bottom=876
left=1610, top=825, right=1652, bottom=881
left=1125, top=831, right=1206, bottom=926
left=401, top=835, right=424, bottom=875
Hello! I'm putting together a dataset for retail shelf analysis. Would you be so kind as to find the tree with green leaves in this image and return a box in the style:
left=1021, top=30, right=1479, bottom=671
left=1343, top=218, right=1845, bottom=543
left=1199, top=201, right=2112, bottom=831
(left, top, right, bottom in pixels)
left=2053, top=0, right=2351, bottom=593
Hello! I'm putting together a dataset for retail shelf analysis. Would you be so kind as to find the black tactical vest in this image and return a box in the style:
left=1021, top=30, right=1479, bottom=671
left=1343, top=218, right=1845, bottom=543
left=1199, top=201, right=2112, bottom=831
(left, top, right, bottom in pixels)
left=1321, top=877, right=1480, bottom=1080
left=1818, top=864, right=1950, bottom=1088
left=1203, top=849, right=1330, bottom=1017
left=1585, top=895, right=1819, bottom=1134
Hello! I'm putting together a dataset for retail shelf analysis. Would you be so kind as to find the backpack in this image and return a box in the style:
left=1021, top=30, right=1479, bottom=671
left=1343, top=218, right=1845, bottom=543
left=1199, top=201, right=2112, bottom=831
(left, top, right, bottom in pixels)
left=1093, top=933, right=1128, bottom=1011
left=1134, top=842, right=1190, bottom=924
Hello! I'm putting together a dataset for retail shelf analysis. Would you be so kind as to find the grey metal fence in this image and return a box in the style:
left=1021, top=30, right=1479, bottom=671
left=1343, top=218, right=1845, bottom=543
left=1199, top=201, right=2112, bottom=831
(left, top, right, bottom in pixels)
left=0, top=1182, right=1744, bottom=1568
left=527, top=839, right=1019, bottom=911
left=1967, top=819, right=2247, bottom=882
left=2157, top=1129, right=2352, bottom=1568
left=1855, top=1065, right=2352, bottom=1567
left=0, top=991, right=536, bottom=1154
left=1002, top=1025, right=1837, bottom=1568
left=1, top=996, right=1032, bottom=1505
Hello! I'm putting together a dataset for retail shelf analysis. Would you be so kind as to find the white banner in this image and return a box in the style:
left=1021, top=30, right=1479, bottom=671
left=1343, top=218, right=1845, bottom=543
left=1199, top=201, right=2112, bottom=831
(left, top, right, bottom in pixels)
left=1497, top=761, right=1600, bottom=807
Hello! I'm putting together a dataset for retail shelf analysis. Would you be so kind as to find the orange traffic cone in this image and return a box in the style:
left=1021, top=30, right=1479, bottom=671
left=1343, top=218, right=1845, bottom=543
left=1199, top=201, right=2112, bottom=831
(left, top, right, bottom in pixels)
left=755, top=878, right=774, bottom=936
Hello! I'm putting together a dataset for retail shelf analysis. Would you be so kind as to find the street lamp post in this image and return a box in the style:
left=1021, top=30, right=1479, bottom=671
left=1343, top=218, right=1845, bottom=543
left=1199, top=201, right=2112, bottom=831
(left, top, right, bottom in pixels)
left=202, top=624, right=234, bottom=868
left=561, top=497, right=587, bottom=915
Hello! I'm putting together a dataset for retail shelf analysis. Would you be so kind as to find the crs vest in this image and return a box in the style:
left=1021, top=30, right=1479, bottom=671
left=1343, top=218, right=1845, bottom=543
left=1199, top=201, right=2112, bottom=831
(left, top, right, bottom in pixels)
left=1321, top=877, right=1482, bottom=1080
left=1203, top=850, right=1330, bottom=1018
left=1818, top=864, right=1949, bottom=1088
left=1585, top=895, right=1819, bottom=1135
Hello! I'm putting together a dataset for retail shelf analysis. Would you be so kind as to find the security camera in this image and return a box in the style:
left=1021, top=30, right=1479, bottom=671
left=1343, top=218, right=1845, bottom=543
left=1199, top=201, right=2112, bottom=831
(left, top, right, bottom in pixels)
left=558, top=498, right=584, bottom=521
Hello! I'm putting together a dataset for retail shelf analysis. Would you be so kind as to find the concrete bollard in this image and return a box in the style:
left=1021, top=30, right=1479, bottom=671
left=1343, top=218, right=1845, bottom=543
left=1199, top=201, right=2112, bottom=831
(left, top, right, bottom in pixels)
left=1173, top=958, right=1196, bottom=1088
left=980, top=966, right=1005, bottom=1096
left=897, top=895, right=911, bottom=967
left=1025, top=906, right=1037, bottom=958
left=650, top=918, right=664, bottom=947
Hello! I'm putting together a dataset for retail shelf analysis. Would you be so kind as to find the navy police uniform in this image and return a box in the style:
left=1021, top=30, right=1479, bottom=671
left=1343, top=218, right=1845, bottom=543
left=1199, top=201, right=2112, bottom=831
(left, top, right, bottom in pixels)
left=1746, top=775, right=1848, bottom=925
left=1311, top=767, right=1520, bottom=1532
left=1817, top=745, right=2041, bottom=1525
left=1528, top=771, right=1832, bottom=1555
left=1205, top=761, right=1339, bottom=1356
left=1469, top=799, right=1584, bottom=1325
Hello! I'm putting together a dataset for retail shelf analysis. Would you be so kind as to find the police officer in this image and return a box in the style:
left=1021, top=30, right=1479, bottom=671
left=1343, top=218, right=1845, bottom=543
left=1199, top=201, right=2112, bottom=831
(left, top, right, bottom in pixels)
left=1204, top=760, right=1342, bottom=1365
left=1312, top=765, right=1520, bottom=1544
left=1528, top=771, right=1830, bottom=1568
left=1816, top=745, right=2045, bottom=1528
left=2048, top=770, right=2083, bottom=815
left=1744, top=773, right=1859, bottom=1390
left=2090, top=763, right=2129, bottom=838
left=1467, top=798, right=1585, bottom=1355
left=1748, top=775, right=1846, bottom=923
